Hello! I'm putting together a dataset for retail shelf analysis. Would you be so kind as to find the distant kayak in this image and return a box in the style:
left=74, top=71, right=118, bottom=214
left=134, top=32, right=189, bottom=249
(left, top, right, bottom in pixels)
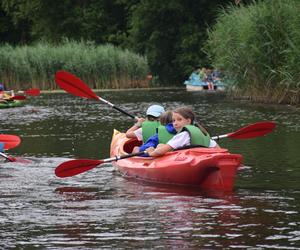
left=0, top=100, right=25, bottom=109
left=110, top=130, right=242, bottom=191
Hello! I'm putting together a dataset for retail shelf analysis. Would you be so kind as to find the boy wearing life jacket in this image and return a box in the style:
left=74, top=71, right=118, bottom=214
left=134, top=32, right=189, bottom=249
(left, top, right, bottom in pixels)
left=126, top=104, right=165, bottom=142
left=132, top=110, right=176, bottom=154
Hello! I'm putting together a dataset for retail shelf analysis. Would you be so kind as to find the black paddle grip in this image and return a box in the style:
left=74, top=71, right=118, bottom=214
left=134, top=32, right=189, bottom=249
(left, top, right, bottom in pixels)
left=113, top=106, right=135, bottom=119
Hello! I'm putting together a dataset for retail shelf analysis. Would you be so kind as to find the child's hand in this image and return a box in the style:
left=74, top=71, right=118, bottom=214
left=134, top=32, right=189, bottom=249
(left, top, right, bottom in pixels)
left=145, top=147, right=155, bottom=156
left=135, top=117, right=145, bottom=127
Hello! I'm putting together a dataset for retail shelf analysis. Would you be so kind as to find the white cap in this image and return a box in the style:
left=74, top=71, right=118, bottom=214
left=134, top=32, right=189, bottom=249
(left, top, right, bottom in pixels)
left=146, top=105, right=165, bottom=117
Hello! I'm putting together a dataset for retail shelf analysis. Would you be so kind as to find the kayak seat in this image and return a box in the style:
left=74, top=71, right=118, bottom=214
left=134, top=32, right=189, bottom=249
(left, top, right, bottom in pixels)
left=123, top=138, right=142, bottom=154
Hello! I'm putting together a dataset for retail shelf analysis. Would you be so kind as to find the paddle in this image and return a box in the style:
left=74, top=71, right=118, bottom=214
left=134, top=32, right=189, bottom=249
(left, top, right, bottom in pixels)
left=55, top=121, right=276, bottom=178
left=11, top=95, right=26, bottom=100
left=24, top=88, right=40, bottom=96
left=15, top=88, right=40, bottom=97
left=211, top=121, right=276, bottom=140
left=55, top=71, right=136, bottom=119
left=55, top=151, right=146, bottom=178
left=0, top=152, right=16, bottom=162
left=0, top=134, right=21, bottom=150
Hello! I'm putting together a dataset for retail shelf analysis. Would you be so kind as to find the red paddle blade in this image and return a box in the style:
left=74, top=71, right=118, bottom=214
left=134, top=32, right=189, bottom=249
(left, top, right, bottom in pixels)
left=25, top=88, right=40, bottom=96
left=55, top=159, right=103, bottom=178
left=0, top=134, right=21, bottom=150
left=12, top=95, right=26, bottom=100
left=55, top=71, right=99, bottom=100
left=0, top=152, right=16, bottom=162
left=228, top=121, right=276, bottom=139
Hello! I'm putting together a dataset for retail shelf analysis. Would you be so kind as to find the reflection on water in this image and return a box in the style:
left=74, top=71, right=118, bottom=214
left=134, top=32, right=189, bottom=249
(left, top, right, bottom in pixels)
left=0, top=90, right=300, bottom=248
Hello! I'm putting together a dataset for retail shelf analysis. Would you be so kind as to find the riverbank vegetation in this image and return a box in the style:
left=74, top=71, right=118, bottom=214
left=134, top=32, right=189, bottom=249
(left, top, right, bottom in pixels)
left=0, top=41, right=149, bottom=90
left=206, top=0, right=300, bottom=104
left=0, top=0, right=299, bottom=104
left=0, top=0, right=234, bottom=85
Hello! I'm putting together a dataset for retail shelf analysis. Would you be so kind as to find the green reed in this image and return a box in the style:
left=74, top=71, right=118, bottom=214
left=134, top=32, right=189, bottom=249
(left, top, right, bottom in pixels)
left=0, top=41, right=150, bottom=90
left=205, top=0, right=300, bottom=104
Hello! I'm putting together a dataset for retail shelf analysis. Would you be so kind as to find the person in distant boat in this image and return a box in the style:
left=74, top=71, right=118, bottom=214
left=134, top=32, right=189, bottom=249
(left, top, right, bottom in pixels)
left=0, top=83, right=4, bottom=99
left=199, top=67, right=207, bottom=81
left=126, top=104, right=165, bottom=143
left=146, top=106, right=219, bottom=157
left=0, top=83, right=14, bottom=102
left=205, top=69, right=215, bottom=90
left=212, top=69, right=221, bottom=81
left=132, top=110, right=176, bottom=154
left=0, top=83, right=8, bottom=103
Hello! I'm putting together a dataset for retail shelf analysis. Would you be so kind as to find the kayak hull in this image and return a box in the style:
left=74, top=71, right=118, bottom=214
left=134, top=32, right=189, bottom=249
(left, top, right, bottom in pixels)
left=0, top=100, right=25, bottom=109
left=110, top=130, right=243, bottom=191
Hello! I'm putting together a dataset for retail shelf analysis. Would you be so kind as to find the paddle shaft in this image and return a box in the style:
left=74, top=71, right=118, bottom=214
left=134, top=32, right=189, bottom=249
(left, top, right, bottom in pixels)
left=103, top=150, right=147, bottom=163
left=97, top=96, right=136, bottom=119
left=55, top=71, right=136, bottom=120
left=211, top=121, right=276, bottom=140
left=211, top=134, right=227, bottom=140
left=0, top=152, right=15, bottom=162
left=55, top=151, right=147, bottom=178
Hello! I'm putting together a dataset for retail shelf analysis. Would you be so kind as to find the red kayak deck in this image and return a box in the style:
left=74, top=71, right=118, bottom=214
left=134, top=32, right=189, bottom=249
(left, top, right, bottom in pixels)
left=110, top=130, right=243, bottom=191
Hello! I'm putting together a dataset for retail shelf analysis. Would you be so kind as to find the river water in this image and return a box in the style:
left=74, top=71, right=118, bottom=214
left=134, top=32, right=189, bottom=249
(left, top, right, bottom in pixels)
left=0, top=89, right=300, bottom=249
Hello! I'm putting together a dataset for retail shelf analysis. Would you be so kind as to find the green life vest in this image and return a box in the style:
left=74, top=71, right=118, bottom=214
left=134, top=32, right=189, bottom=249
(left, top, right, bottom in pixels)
left=182, top=125, right=210, bottom=147
left=157, top=125, right=175, bottom=144
left=142, top=120, right=160, bottom=142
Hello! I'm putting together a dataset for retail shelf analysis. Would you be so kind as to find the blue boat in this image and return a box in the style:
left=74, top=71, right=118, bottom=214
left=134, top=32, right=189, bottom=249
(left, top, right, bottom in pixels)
left=184, top=71, right=225, bottom=91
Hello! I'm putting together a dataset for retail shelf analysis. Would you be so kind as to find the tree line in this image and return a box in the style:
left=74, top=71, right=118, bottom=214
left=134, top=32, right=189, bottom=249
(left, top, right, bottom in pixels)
left=0, top=0, right=240, bottom=84
left=1, top=0, right=299, bottom=104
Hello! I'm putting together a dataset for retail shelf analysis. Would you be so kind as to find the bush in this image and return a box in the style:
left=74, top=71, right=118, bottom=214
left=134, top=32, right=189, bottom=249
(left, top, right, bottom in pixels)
left=205, top=0, right=300, bottom=104
left=0, top=40, right=149, bottom=90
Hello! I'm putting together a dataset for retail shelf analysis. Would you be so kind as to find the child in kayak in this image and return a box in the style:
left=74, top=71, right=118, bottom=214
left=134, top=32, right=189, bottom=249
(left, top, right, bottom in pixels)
left=132, top=110, right=176, bottom=154
left=126, top=104, right=165, bottom=143
left=0, top=83, right=5, bottom=102
left=146, top=106, right=218, bottom=157
left=0, top=83, right=14, bottom=102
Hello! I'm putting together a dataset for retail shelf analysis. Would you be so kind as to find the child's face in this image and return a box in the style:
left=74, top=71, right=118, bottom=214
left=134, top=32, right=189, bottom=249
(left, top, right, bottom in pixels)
left=172, top=112, right=191, bottom=132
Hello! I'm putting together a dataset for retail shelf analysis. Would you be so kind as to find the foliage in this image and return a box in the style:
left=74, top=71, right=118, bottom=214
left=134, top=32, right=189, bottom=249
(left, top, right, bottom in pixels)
left=0, top=41, right=149, bottom=90
left=0, top=0, right=235, bottom=85
left=0, top=0, right=134, bottom=45
left=128, top=0, right=232, bottom=84
left=205, top=0, right=300, bottom=103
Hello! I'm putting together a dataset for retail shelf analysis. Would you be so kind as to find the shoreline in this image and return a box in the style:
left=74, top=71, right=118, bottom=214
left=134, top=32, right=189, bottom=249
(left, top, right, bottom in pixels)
left=40, top=86, right=185, bottom=94
left=39, top=87, right=299, bottom=108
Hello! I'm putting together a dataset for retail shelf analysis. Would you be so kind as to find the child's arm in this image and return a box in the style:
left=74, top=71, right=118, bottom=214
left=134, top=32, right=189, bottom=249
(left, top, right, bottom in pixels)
left=125, top=117, right=145, bottom=138
left=146, top=144, right=173, bottom=157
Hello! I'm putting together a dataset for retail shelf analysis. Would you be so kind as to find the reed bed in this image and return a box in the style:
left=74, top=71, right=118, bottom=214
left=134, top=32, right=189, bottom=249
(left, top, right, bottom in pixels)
left=0, top=41, right=149, bottom=90
left=205, top=0, right=300, bottom=104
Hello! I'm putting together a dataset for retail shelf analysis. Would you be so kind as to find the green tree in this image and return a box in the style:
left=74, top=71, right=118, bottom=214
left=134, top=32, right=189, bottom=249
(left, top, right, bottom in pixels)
left=0, top=3, right=32, bottom=44
left=206, top=0, right=300, bottom=104
left=128, top=0, right=232, bottom=84
left=0, top=0, right=134, bottom=45
left=1, top=0, right=244, bottom=85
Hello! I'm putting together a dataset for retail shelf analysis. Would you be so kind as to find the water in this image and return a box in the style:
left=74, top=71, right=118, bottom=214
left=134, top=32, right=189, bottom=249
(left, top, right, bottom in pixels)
left=1, top=90, right=300, bottom=249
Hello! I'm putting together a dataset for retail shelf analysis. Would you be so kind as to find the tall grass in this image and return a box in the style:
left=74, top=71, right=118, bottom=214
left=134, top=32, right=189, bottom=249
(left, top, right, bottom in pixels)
left=0, top=41, right=150, bottom=90
left=205, top=0, right=300, bottom=104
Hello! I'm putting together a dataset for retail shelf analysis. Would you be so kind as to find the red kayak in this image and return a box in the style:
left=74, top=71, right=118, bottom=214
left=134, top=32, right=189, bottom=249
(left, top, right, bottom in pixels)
left=110, top=130, right=243, bottom=191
